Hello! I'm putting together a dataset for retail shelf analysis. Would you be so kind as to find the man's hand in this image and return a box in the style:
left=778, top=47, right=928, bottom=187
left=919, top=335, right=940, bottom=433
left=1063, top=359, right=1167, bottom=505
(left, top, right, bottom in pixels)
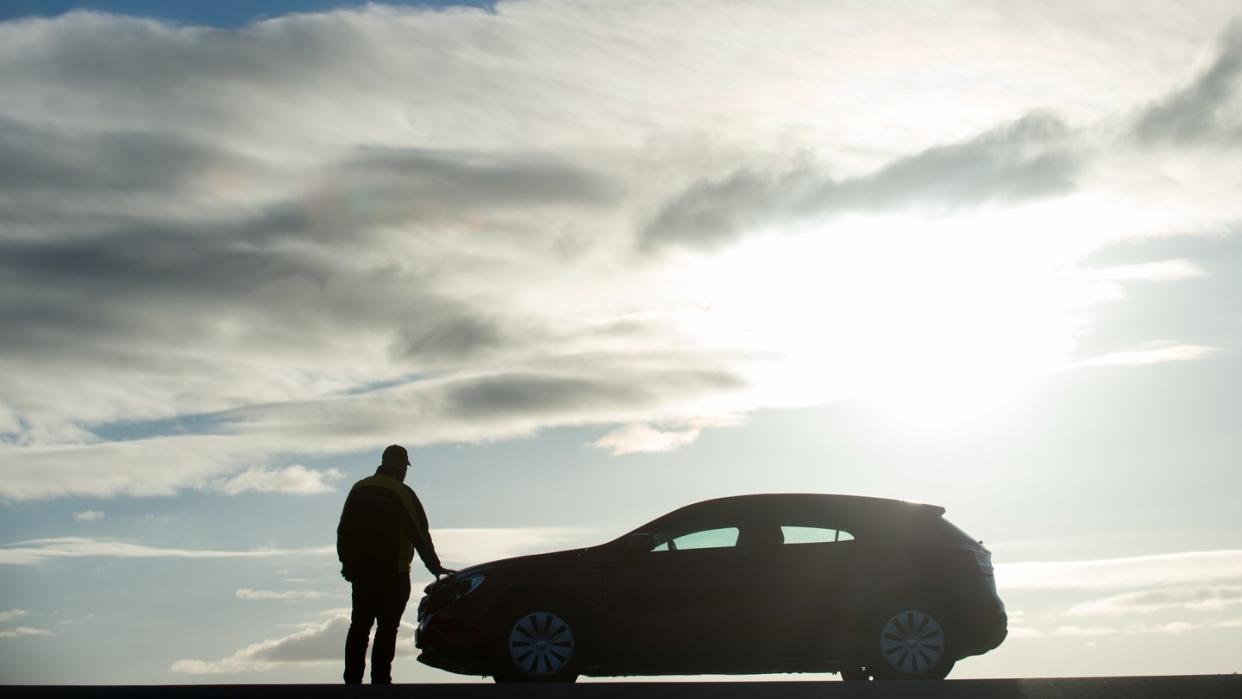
left=435, top=566, right=458, bottom=579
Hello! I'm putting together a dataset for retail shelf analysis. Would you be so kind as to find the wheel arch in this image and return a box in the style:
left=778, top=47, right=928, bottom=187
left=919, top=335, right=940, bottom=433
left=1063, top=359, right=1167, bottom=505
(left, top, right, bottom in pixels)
left=484, top=582, right=600, bottom=662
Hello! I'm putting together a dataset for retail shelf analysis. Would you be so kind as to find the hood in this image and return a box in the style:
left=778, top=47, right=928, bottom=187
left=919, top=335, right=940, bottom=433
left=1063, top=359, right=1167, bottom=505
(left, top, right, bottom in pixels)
left=426, top=546, right=595, bottom=594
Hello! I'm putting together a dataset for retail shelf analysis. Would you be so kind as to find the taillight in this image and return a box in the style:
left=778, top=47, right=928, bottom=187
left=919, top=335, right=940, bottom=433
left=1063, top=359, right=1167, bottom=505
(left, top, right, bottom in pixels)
left=973, top=547, right=994, bottom=576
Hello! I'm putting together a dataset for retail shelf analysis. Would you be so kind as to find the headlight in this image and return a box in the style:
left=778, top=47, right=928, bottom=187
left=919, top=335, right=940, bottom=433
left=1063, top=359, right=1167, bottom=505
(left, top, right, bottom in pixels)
left=460, top=574, right=485, bottom=596
left=421, top=573, right=486, bottom=616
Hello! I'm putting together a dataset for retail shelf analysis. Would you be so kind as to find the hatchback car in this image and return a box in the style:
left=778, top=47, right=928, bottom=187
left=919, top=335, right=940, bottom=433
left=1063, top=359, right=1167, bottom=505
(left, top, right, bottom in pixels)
left=415, top=493, right=1006, bottom=682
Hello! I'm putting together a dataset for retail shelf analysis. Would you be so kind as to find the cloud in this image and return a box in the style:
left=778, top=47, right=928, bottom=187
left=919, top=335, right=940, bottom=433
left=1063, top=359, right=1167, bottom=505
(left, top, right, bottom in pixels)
left=171, top=613, right=414, bottom=673
left=1066, top=585, right=1242, bottom=617
left=0, top=537, right=332, bottom=566
left=1, top=2, right=1240, bottom=501
left=1086, top=259, right=1206, bottom=283
left=0, top=626, right=54, bottom=639
left=235, top=589, right=333, bottom=601
left=588, top=422, right=725, bottom=459
left=1075, top=342, right=1218, bottom=368
left=211, top=465, right=342, bottom=496
left=996, top=549, right=1242, bottom=591
left=0, top=364, right=748, bottom=500
left=0, top=609, right=55, bottom=639
left=1051, top=625, right=1117, bottom=637
left=0, top=526, right=596, bottom=568
left=71, top=510, right=105, bottom=522
left=1134, top=21, right=1242, bottom=144
left=642, top=113, right=1079, bottom=252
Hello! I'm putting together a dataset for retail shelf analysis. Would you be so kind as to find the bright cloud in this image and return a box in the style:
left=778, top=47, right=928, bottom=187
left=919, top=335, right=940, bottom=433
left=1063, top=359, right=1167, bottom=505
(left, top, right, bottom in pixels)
left=590, top=421, right=731, bottom=456
left=0, top=626, right=55, bottom=639
left=71, top=510, right=105, bottom=521
left=1, top=2, right=1240, bottom=501
left=0, top=537, right=333, bottom=566
left=1066, top=585, right=1242, bottom=617
left=212, top=465, right=342, bottom=496
left=171, top=613, right=414, bottom=673
left=0, top=527, right=595, bottom=568
left=235, top=589, right=333, bottom=601
left=996, top=550, right=1242, bottom=591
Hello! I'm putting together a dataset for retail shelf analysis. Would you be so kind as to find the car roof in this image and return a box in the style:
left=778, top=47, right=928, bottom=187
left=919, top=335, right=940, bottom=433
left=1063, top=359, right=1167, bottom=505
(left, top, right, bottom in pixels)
left=666, top=493, right=947, bottom=521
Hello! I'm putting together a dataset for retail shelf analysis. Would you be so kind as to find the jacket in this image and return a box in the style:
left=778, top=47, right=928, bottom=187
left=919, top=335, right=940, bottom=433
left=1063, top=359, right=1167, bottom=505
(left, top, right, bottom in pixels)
left=336, top=468, right=442, bottom=579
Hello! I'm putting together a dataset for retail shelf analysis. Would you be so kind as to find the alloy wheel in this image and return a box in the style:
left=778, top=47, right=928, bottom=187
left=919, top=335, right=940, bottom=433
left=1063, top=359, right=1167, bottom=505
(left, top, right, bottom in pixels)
left=879, top=610, right=945, bottom=675
left=507, top=611, right=575, bottom=677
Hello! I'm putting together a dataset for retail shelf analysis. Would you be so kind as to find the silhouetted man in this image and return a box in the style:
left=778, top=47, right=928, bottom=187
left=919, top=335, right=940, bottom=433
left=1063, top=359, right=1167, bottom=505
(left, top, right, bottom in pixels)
left=337, top=444, right=453, bottom=684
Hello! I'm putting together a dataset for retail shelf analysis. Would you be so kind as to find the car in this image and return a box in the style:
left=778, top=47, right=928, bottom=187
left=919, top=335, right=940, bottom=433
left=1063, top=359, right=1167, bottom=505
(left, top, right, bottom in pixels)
left=415, top=493, right=1007, bottom=682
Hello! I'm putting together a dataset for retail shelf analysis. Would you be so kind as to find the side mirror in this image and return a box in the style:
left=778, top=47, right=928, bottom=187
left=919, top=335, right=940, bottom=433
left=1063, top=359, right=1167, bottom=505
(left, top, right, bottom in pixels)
left=626, top=532, right=655, bottom=554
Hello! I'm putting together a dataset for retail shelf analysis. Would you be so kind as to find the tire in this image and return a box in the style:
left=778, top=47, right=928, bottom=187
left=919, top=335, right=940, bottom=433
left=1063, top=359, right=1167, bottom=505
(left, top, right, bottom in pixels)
left=492, top=603, right=582, bottom=683
left=857, top=605, right=955, bottom=680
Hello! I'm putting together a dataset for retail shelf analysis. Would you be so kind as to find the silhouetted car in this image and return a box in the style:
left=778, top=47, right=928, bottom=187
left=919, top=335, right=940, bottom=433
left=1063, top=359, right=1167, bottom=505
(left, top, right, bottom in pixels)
left=415, top=493, right=1007, bottom=682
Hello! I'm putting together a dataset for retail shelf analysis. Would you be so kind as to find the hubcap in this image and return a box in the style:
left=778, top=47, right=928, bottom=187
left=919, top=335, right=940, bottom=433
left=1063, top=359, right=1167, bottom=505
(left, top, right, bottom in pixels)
left=879, top=610, right=944, bottom=675
left=508, top=611, right=574, bottom=676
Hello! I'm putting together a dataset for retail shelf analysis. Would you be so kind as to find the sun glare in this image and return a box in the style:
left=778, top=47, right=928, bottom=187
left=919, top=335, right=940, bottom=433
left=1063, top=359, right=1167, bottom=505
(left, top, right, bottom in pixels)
left=680, top=209, right=1105, bottom=421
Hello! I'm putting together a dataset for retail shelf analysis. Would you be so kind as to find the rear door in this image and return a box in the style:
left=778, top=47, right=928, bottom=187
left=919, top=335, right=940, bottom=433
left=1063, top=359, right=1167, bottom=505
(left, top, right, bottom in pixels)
left=763, top=521, right=861, bottom=663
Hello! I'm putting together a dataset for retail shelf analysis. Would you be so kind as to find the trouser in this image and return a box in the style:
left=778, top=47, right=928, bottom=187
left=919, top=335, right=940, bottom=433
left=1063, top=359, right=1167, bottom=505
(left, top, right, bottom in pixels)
left=344, top=573, right=411, bottom=684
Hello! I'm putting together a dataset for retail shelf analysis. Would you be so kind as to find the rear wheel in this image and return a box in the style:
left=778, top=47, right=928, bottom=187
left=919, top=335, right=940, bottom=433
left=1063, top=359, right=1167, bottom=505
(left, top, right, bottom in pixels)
left=855, top=606, right=955, bottom=680
left=492, top=606, right=581, bottom=683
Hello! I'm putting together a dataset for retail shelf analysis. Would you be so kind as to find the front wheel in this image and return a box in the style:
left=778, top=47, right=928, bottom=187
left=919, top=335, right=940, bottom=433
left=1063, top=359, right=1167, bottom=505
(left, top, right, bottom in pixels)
left=857, top=607, right=955, bottom=680
left=492, top=607, right=581, bottom=683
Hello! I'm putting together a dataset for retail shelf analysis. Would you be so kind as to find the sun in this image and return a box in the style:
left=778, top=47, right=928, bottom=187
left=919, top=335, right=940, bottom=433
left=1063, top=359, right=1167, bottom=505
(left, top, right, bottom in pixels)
left=675, top=207, right=1100, bottom=422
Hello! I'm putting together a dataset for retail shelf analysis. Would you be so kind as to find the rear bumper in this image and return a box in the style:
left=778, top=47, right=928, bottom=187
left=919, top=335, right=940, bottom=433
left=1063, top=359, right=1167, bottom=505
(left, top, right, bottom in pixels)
left=955, top=583, right=1008, bottom=658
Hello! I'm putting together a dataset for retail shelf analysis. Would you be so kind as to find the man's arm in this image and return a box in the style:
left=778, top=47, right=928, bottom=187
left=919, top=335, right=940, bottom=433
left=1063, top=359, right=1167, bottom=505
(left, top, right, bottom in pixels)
left=336, top=491, right=356, bottom=581
left=404, top=485, right=451, bottom=577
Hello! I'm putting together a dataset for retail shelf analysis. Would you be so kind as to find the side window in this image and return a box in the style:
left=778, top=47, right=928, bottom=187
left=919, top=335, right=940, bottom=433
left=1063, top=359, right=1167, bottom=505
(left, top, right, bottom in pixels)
left=781, top=525, right=854, bottom=544
left=652, top=527, right=739, bottom=552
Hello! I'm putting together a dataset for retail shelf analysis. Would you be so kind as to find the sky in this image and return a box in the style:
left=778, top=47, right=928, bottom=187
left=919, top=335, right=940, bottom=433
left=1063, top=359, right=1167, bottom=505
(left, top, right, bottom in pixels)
left=1, top=0, right=1241, bottom=684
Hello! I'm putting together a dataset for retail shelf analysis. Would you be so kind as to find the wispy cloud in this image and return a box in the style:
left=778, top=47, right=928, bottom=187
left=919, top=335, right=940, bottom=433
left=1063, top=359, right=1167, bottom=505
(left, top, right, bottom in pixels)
left=1074, top=343, right=1218, bottom=369
left=211, top=465, right=342, bottom=496
left=1086, top=259, right=1206, bottom=283
left=1066, top=585, right=1242, bottom=617
left=0, top=609, right=54, bottom=639
left=0, top=626, right=54, bottom=639
left=0, top=537, right=332, bottom=566
left=589, top=418, right=736, bottom=456
left=0, top=609, right=29, bottom=623
left=0, top=527, right=597, bottom=568
left=71, top=509, right=105, bottom=522
left=642, top=112, right=1080, bottom=252
left=996, top=549, right=1242, bottom=591
left=171, top=613, right=412, bottom=673
left=235, top=589, right=334, bottom=601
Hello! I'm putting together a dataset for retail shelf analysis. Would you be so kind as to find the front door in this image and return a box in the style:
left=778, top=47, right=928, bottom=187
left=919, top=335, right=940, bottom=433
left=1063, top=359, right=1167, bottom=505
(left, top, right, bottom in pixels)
left=601, top=522, right=771, bottom=673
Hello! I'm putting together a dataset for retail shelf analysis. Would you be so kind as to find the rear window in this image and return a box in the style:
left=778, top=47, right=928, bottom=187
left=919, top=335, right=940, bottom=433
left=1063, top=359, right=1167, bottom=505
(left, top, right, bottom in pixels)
left=781, top=525, right=854, bottom=544
left=935, top=517, right=978, bottom=544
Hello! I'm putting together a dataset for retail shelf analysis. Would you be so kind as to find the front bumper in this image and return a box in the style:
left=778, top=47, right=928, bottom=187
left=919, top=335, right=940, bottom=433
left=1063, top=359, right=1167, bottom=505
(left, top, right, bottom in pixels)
left=415, top=607, right=490, bottom=676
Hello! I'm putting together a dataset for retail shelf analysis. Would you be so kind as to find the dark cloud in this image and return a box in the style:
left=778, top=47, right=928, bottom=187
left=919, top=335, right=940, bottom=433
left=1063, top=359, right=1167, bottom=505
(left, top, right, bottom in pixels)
left=0, top=117, right=256, bottom=195
left=214, top=361, right=748, bottom=446
left=439, top=367, right=744, bottom=421
left=391, top=312, right=508, bottom=361
left=341, top=147, right=616, bottom=212
left=642, top=112, right=1080, bottom=251
left=1134, top=21, right=1242, bottom=145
